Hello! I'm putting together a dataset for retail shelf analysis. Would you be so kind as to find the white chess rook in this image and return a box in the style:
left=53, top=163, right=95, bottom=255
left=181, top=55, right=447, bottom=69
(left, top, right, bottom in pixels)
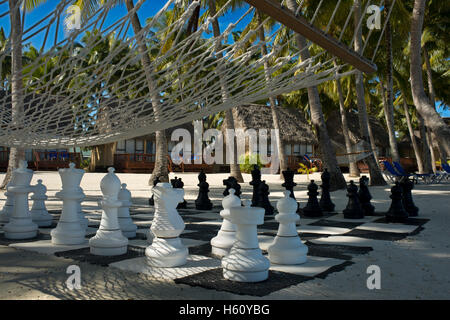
left=0, top=180, right=16, bottom=223
left=118, top=183, right=137, bottom=238
left=90, top=168, right=128, bottom=256
left=30, top=179, right=53, bottom=227
left=51, top=163, right=86, bottom=245
left=77, top=186, right=89, bottom=230
left=3, top=161, right=38, bottom=239
left=222, top=200, right=270, bottom=282
left=210, top=188, right=241, bottom=258
left=267, top=191, right=308, bottom=265
left=145, top=182, right=188, bottom=267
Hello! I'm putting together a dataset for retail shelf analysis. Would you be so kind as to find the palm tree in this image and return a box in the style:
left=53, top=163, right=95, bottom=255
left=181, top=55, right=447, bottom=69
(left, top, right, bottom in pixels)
left=409, top=0, right=450, bottom=156
left=352, top=0, right=386, bottom=186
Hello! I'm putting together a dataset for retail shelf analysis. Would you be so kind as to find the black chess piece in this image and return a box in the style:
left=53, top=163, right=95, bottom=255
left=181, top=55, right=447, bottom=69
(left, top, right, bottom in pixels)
left=385, top=181, right=409, bottom=222
left=303, top=180, right=323, bottom=217
left=281, top=168, right=302, bottom=214
left=148, top=176, right=161, bottom=206
left=223, top=176, right=241, bottom=198
left=400, top=178, right=418, bottom=217
left=195, top=170, right=213, bottom=210
left=343, top=180, right=364, bottom=219
left=256, top=180, right=274, bottom=215
left=319, top=169, right=335, bottom=212
left=250, top=165, right=262, bottom=206
left=171, top=176, right=187, bottom=209
left=358, top=176, right=375, bottom=215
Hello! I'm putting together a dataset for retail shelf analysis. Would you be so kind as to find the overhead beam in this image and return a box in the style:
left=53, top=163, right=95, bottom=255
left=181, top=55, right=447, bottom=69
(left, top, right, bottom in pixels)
left=244, top=0, right=377, bottom=73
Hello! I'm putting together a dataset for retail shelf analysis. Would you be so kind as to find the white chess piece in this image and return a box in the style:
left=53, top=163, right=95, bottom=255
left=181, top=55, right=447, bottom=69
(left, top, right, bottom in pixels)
left=210, top=188, right=241, bottom=257
left=3, top=161, right=38, bottom=239
left=89, top=167, right=128, bottom=256
left=51, top=163, right=86, bottom=245
left=145, top=182, right=188, bottom=267
left=118, top=183, right=137, bottom=238
left=77, top=186, right=88, bottom=230
left=267, top=191, right=308, bottom=265
left=222, top=200, right=270, bottom=282
left=0, top=177, right=16, bottom=223
left=30, top=179, right=53, bottom=227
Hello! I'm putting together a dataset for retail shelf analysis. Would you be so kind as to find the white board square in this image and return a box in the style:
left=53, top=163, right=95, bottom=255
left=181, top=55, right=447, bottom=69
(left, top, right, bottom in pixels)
left=356, top=222, right=418, bottom=234
left=269, top=256, right=346, bottom=277
left=9, top=240, right=89, bottom=255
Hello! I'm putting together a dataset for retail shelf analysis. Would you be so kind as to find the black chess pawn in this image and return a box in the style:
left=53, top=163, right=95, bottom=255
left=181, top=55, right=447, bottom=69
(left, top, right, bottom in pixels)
left=250, top=165, right=262, bottom=206
left=319, top=169, right=335, bottom=212
left=282, top=168, right=302, bottom=214
left=358, top=176, right=375, bottom=215
left=385, top=181, right=409, bottom=222
left=171, top=177, right=187, bottom=209
left=223, top=176, right=241, bottom=198
left=195, top=170, right=213, bottom=210
left=256, top=180, right=274, bottom=215
left=149, top=176, right=161, bottom=206
left=343, top=180, right=364, bottom=219
left=400, top=178, right=418, bottom=217
left=303, top=180, right=323, bottom=217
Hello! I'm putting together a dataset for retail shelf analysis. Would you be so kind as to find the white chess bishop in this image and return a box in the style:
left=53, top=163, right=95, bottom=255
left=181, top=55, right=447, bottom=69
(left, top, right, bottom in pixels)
left=267, top=191, right=308, bottom=265
left=118, top=183, right=137, bottom=238
left=89, top=167, right=128, bottom=256
left=30, top=179, right=53, bottom=227
left=3, top=161, right=38, bottom=239
left=51, top=163, right=86, bottom=245
left=145, top=182, right=188, bottom=267
left=222, top=200, right=270, bottom=282
left=210, top=188, right=241, bottom=257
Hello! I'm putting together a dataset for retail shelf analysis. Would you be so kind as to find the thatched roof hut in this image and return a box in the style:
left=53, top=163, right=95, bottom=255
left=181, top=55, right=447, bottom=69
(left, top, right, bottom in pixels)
left=223, top=104, right=317, bottom=145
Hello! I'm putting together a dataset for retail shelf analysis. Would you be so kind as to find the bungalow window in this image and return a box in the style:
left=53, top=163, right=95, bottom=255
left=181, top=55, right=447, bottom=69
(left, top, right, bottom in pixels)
left=125, top=139, right=135, bottom=154
left=116, top=140, right=125, bottom=154
left=300, top=144, right=306, bottom=156
left=293, top=144, right=300, bottom=155
left=136, top=140, right=144, bottom=154
left=306, top=144, right=313, bottom=154
left=285, top=144, right=292, bottom=155
left=25, top=149, right=33, bottom=161
left=146, top=141, right=155, bottom=154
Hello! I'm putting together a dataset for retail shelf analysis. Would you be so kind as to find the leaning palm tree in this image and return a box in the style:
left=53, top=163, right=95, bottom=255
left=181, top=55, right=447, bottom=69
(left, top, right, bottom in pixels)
left=284, top=0, right=347, bottom=191
left=409, top=0, right=450, bottom=156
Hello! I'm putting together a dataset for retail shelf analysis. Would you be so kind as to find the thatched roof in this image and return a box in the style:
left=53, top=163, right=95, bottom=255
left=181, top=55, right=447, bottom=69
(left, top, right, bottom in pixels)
left=224, top=104, right=317, bottom=144
left=326, top=109, right=389, bottom=149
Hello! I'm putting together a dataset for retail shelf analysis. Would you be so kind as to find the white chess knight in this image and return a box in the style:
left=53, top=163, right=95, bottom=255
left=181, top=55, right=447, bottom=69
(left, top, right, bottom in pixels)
left=89, top=167, right=128, bottom=256
left=222, top=200, right=270, bottom=283
left=118, top=183, right=137, bottom=238
left=30, top=179, right=53, bottom=227
left=51, top=163, right=86, bottom=245
left=210, top=188, right=241, bottom=257
left=267, top=191, right=308, bottom=265
left=0, top=170, right=17, bottom=223
left=145, top=182, right=188, bottom=267
left=3, top=161, right=39, bottom=239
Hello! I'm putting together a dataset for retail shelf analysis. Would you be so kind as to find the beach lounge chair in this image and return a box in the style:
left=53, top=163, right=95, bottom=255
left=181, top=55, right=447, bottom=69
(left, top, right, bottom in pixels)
left=392, top=161, right=433, bottom=184
left=382, top=161, right=410, bottom=183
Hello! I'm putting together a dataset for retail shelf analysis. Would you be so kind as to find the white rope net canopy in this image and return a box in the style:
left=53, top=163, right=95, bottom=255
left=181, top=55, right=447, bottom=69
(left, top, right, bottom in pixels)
left=0, top=0, right=390, bottom=149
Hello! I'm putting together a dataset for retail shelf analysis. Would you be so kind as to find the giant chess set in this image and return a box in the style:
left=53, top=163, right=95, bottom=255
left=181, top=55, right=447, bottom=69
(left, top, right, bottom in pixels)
left=0, top=163, right=428, bottom=296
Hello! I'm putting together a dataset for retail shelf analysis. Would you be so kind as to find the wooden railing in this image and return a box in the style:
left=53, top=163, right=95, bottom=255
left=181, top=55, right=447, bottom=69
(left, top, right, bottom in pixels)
left=33, top=151, right=81, bottom=170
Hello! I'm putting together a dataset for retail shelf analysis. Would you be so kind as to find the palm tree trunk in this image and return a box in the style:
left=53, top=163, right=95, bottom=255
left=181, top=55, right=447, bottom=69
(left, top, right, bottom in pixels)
left=208, top=0, right=243, bottom=182
left=417, top=113, right=432, bottom=173
left=124, top=0, right=168, bottom=184
left=367, top=119, right=379, bottom=165
left=335, top=77, right=359, bottom=177
left=410, top=0, right=450, bottom=156
left=353, top=0, right=386, bottom=185
left=285, top=0, right=347, bottom=191
left=1, top=0, right=25, bottom=190
left=426, top=129, right=436, bottom=173
left=423, top=46, right=448, bottom=163
left=402, top=98, right=424, bottom=173
left=256, top=10, right=287, bottom=178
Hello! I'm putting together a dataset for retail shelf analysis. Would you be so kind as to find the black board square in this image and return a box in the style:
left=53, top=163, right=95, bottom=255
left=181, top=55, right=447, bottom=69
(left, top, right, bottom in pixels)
left=372, top=217, right=430, bottom=226
left=54, top=245, right=145, bottom=267
left=174, top=268, right=313, bottom=297
left=343, top=229, right=408, bottom=241
left=0, top=231, right=51, bottom=245
left=305, top=241, right=373, bottom=260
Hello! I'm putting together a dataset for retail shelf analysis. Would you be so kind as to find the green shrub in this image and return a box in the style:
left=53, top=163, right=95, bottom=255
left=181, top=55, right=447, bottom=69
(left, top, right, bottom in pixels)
left=239, top=153, right=263, bottom=173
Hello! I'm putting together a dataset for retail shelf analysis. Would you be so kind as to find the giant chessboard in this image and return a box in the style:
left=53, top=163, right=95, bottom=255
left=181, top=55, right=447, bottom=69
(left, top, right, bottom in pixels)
left=0, top=203, right=429, bottom=297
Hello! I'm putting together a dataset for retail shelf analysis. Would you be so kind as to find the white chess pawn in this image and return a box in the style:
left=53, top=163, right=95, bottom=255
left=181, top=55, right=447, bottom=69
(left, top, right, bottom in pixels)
left=267, top=191, right=308, bottom=265
left=145, top=182, right=188, bottom=267
left=0, top=179, right=16, bottom=223
left=51, top=163, right=86, bottom=245
left=210, top=188, right=241, bottom=257
left=89, top=167, right=128, bottom=256
left=77, top=186, right=88, bottom=230
left=30, top=179, right=53, bottom=227
left=118, top=183, right=137, bottom=238
left=222, top=200, right=270, bottom=282
left=3, top=161, right=38, bottom=239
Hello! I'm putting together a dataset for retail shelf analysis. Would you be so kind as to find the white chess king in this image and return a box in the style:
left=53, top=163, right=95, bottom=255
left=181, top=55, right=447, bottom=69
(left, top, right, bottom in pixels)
left=145, top=182, right=188, bottom=267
